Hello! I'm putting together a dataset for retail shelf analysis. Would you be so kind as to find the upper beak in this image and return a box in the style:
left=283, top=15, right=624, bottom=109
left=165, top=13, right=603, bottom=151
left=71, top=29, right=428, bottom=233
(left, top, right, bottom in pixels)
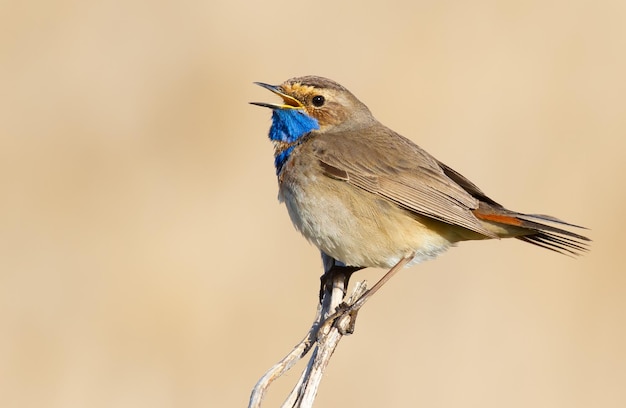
left=250, top=82, right=305, bottom=110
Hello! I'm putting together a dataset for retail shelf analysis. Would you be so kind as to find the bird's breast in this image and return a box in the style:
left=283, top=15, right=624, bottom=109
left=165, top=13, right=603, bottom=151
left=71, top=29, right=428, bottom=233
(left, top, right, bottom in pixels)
left=277, top=150, right=453, bottom=268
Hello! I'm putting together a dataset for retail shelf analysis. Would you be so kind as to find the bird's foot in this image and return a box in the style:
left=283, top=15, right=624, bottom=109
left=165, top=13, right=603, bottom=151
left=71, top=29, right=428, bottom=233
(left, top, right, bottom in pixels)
left=332, top=301, right=361, bottom=334
left=318, top=298, right=364, bottom=336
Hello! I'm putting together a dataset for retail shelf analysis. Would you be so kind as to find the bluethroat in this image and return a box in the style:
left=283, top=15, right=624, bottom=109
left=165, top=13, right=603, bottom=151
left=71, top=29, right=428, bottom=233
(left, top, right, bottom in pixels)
left=251, top=76, right=589, bottom=294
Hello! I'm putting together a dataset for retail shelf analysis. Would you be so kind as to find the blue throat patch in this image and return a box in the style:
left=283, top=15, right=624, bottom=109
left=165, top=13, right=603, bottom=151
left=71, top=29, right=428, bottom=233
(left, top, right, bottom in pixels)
left=274, top=145, right=296, bottom=174
left=269, top=109, right=319, bottom=174
left=269, top=109, right=319, bottom=143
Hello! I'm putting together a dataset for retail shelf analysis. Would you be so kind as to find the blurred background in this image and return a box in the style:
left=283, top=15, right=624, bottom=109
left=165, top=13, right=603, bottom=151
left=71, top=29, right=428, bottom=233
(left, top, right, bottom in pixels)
left=1, top=0, right=624, bottom=407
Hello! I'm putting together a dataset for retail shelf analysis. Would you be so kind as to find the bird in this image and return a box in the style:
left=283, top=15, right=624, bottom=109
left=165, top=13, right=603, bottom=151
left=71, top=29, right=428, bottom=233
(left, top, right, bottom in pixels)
left=251, top=76, right=589, bottom=282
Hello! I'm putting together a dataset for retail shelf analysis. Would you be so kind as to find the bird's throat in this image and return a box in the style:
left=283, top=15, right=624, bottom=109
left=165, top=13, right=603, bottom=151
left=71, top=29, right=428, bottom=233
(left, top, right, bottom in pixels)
left=269, top=109, right=319, bottom=175
left=269, top=109, right=319, bottom=143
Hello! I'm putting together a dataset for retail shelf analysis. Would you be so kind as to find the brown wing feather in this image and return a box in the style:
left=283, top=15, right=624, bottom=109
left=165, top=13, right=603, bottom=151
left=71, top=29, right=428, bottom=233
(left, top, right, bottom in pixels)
left=436, top=160, right=502, bottom=207
left=309, top=126, right=498, bottom=238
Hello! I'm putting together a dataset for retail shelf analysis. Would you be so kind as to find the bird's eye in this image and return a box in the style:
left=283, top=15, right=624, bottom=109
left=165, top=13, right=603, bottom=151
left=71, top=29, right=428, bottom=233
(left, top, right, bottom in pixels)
left=311, top=95, right=325, bottom=107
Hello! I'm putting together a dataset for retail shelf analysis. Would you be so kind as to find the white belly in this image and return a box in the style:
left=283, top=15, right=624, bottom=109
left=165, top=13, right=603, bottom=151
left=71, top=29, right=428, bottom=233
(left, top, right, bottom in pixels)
left=278, top=179, right=452, bottom=269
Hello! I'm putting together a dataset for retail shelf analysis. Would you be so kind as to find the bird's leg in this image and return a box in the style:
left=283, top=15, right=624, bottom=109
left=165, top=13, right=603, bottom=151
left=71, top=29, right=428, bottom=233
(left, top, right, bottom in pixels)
left=319, top=252, right=364, bottom=302
left=324, top=253, right=415, bottom=334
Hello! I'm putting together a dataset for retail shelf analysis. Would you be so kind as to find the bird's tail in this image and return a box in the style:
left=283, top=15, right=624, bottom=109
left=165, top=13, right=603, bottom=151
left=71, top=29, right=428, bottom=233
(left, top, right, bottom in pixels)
left=473, top=203, right=590, bottom=256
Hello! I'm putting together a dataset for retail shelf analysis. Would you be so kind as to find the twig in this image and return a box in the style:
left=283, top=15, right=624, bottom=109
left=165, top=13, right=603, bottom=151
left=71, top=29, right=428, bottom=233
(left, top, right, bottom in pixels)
left=249, top=253, right=411, bottom=407
left=289, top=280, right=368, bottom=407
left=248, top=254, right=366, bottom=408
left=247, top=303, right=323, bottom=408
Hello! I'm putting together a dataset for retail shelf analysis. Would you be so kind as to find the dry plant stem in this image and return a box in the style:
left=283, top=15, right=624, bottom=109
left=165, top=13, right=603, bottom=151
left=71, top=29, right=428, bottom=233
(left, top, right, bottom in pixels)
left=248, top=304, right=323, bottom=408
left=349, top=253, right=414, bottom=312
left=280, top=274, right=343, bottom=408
left=248, top=262, right=353, bottom=408
left=294, top=280, right=368, bottom=408
left=249, top=253, right=412, bottom=408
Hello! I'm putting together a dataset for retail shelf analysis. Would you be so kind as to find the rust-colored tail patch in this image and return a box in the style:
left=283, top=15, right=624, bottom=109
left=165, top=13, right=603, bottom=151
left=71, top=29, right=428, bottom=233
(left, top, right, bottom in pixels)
left=473, top=211, right=524, bottom=227
left=472, top=204, right=590, bottom=256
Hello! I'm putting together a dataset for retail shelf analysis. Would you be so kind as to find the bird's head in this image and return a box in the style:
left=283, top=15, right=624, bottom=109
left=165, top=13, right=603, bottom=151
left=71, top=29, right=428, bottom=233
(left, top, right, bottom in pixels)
left=251, top=76, right=374, bottom=143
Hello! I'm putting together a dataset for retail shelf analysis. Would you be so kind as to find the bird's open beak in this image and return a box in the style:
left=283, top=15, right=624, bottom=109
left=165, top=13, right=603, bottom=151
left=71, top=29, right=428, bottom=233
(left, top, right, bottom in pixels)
left=250, top=82, right=305, bottom=110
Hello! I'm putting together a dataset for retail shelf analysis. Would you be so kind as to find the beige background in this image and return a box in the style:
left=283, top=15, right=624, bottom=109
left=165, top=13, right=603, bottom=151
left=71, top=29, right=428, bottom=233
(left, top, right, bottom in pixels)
left=1, top=0, right=625, bottom=407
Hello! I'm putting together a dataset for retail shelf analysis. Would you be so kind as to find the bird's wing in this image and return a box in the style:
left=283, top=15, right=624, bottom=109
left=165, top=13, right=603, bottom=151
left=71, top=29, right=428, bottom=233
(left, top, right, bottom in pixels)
left=309, top=127, right=498, bottom=238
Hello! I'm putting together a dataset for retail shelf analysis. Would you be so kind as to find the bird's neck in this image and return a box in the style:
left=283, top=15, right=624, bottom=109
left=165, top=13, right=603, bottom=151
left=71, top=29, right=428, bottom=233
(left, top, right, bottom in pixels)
left=269, top=109, right=319, bottom=174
